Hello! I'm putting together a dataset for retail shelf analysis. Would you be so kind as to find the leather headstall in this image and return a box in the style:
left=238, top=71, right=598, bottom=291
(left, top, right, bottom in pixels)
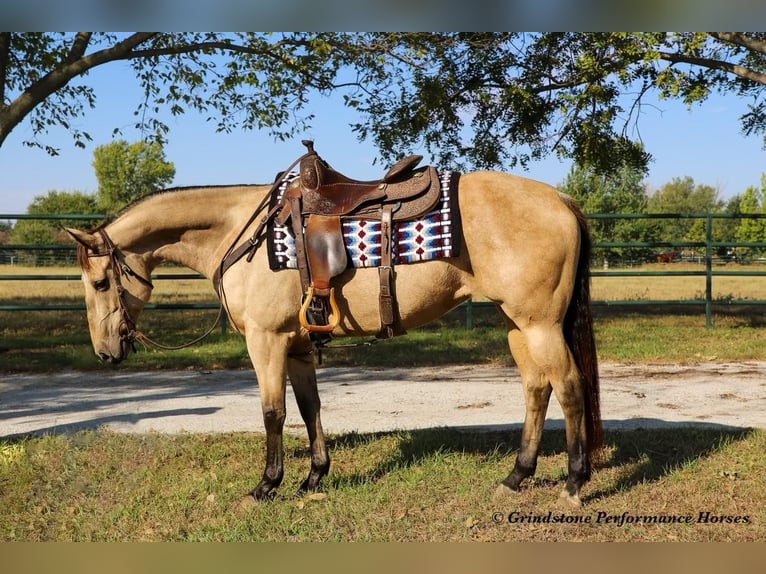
left=87, top=229, right=154, bottom=348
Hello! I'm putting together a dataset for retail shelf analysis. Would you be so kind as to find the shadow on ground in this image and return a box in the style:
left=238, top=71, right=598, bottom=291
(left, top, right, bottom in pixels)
left=313, top=423, right=756, bottom=501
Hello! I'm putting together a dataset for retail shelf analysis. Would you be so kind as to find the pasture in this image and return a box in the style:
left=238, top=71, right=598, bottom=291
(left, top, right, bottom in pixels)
left=1, top=262, right=765, bottom=541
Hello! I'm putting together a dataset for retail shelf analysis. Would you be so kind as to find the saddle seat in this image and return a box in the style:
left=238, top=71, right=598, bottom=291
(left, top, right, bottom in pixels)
left=278, top=140, right=440, bottom=222
left=277, top=140, right=443, bottom=339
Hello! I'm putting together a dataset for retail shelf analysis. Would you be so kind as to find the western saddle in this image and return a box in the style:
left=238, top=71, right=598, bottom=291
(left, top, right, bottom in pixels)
left=216, top=140, right=442, bottom=340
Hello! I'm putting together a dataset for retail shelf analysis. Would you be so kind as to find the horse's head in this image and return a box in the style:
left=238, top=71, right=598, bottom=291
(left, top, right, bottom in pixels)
left=66, top=227, right=154, bottom=364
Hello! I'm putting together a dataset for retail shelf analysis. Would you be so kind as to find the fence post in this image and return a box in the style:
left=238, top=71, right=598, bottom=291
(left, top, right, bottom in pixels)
left=705, top=214, right=713, bottom=329
left=219, top=311, right=228, bottom=335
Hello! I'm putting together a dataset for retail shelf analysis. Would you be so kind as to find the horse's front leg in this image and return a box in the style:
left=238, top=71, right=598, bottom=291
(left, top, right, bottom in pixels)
left=246, top=330, right=290, bottom=501
left=287, top=341, right=330, bottom=494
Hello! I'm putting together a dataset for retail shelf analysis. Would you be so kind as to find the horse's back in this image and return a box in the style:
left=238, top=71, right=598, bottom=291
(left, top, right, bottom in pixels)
left=459, top=171, right=575, bottom=223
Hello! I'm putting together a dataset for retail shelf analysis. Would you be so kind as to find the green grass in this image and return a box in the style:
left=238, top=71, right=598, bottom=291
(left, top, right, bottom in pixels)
left=2, top=305, right=764, bottom=372
left=593, top=313, right=766, bottom=363
left=2, top=427, right=764, bottom=541
left=2, top=271, right=765, bottom=542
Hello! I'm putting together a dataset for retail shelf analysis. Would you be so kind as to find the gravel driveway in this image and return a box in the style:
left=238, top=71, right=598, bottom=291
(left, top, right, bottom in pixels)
left=1, top=362, right=765, bottom=438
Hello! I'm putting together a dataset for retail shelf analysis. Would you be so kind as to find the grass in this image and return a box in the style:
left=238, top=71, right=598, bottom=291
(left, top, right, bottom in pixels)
left=2, top=306, right=765, bottom=372
left=1, top=427, right=763, bottom=541
left=2, top=263, right=765, bottom=542
left=591, top=262, right=766, bottom=302
left=2, top=263, right=765, bottom=371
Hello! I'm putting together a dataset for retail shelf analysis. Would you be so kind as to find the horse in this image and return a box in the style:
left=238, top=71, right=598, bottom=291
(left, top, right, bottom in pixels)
left=656, top=251, right=678, bottom=264
left=65, top=169, right=603, bottom=508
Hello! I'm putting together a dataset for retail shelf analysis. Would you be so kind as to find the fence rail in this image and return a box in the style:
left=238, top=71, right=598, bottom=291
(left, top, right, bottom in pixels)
left=2, top=212, right=766, bottom=329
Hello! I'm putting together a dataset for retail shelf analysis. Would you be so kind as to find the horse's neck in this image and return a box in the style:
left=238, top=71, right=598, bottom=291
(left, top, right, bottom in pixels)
left=106, top=186, right=266, bottom=278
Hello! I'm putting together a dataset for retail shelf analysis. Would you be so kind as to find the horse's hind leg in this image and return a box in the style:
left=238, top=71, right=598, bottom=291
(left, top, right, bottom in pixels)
left=287, top=345, right=330, bottom=494
left=496, top=322, right=553, bottom=495
left=522, top=324, right=590, bottom=508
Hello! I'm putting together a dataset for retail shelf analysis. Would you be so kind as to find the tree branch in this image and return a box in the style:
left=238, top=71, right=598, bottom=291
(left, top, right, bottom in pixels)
left=66, top=32, right=92, bottom=64
left=709, top=32, right=766, bottom=56
left=124, top=39, right=260, bottom=60
left=657, top=49, right=766, bottom=86
left=0, top=33, right=158, bottom=147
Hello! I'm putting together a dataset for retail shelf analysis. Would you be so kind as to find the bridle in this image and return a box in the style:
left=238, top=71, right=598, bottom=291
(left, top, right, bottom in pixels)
left=87, top=228, right=223, bottom=352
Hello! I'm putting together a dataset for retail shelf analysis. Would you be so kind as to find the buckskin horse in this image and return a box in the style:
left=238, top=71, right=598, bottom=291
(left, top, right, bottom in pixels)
left=66, top=145, right=602, bottom=508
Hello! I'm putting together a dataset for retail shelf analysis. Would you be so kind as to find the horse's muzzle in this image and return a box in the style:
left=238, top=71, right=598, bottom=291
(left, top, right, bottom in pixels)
left=94, top=335, right=130, bottom=364
left=97, top=352, right=123, bottom=364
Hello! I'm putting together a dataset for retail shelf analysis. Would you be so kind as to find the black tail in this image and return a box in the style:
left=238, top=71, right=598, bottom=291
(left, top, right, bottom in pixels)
left=560, top=195, right=604, bottom=461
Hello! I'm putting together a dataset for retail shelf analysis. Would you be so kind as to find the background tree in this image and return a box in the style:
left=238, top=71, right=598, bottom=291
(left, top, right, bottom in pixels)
left=646, top=177, right=723, bottom=247
left=559, top=164, right=651, bottom=262
left=92, top=139, right=175, bottom=213
left=10, top=190, right=98, bottom=264
left=2, top=33, right=766, bottom=173
left=735, top=177, right=766, bottom=258
left=0, top=220, right=11, bottom=244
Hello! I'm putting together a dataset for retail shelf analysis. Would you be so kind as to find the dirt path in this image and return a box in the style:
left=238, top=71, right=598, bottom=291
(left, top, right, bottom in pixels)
left=1, top=362, right=765, bottom=438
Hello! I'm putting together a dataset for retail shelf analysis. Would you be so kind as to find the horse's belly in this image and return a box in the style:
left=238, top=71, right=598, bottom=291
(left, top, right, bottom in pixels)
left=333, top=260, right=471, bottom=336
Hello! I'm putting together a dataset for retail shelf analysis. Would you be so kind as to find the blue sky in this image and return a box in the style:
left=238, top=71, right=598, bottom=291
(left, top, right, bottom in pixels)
left=1, top=60, right=764, bottom=215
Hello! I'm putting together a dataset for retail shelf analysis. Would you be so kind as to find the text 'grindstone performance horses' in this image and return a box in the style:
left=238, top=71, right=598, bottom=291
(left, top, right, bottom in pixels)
left=66, top=143, right=603, bottom=508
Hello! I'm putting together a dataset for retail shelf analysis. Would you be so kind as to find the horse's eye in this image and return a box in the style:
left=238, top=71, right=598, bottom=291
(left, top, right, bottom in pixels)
left=94, top=278, right=110, bottom=292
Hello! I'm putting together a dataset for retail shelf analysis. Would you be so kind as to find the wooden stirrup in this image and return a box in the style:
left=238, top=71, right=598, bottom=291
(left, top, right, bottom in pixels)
left=299, top=286, right=340, bottom=334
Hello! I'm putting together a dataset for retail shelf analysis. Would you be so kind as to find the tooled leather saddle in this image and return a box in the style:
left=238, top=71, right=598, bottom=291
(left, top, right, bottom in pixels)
left=215, top=140, right=442, bottom=340
left=278, top=140, right=442, bottom=338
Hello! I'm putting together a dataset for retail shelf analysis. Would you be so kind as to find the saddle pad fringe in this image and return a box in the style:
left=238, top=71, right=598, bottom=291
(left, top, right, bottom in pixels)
left=267, top=171, right=461, bottom=271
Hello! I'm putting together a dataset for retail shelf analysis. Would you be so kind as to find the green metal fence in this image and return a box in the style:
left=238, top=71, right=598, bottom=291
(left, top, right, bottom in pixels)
left=588, top=213, right=766, bottom=328
left=2, top=212, right=766, bottom=329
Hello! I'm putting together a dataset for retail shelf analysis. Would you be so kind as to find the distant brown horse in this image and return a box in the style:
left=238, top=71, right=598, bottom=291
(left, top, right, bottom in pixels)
left=66, top=169, right=602, bottom=508
left=656, top=251, right=678, bottom=264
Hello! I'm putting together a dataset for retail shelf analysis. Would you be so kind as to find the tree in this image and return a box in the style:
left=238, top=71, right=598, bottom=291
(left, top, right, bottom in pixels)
left=718, top=194, right=744, bottom=244
left=646, top=176, right=723, bottom=244
left=92, top=139, right=175, bottom=212
left=2, top=33, right=766, bottom=172
left=559, top=164, right=651, bottom=261
left=735, top=177, right=766, bottom=257
left=10, top=190, right=98, bottom=264
left=11, top=190, right=98, bottom=244
left=0, top=220, right=11, bottom=244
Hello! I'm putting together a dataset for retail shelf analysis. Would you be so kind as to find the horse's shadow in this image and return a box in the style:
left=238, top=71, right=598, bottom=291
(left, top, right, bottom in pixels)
left=298, top=422, right=755, bottom=501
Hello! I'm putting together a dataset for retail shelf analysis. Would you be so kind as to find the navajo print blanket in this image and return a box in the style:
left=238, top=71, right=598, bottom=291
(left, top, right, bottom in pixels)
left=267, top=170, right=461, bottom=271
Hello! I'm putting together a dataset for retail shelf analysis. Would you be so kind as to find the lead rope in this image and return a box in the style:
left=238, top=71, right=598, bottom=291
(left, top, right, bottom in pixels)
left=129, top=305, right=225, bottom=351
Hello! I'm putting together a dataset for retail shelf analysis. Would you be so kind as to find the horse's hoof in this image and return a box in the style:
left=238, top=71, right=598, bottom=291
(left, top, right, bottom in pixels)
left=558, top=489, right=582, bottom=509
left=493, top=483, right=519, bottom=501
left=251, top=479, right=280, bottom=501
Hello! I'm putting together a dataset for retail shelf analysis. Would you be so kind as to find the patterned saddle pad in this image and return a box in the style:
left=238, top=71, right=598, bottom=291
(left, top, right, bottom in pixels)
left=267, top=170, right=461, bottom=271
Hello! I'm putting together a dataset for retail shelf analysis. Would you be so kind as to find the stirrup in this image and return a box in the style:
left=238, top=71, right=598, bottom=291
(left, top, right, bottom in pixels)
left=299, top=286, right=340, bottom=333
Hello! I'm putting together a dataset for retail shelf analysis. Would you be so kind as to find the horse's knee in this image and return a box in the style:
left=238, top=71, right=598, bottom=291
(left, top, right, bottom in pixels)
left=263, top=406, right=286, bottom=431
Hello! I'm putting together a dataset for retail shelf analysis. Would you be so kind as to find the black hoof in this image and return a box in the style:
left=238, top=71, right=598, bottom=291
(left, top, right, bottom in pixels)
left=251, top=482, right=279, bottom=501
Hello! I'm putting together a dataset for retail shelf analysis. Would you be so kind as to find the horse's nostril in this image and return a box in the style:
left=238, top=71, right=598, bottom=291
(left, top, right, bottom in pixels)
left=97, top=352, right=111, bottom=362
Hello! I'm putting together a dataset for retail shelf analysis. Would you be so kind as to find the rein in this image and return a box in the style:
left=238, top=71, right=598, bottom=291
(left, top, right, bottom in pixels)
left=91, top=229, right=224, bottom=352
left=213, top=148, right=316, bottom=330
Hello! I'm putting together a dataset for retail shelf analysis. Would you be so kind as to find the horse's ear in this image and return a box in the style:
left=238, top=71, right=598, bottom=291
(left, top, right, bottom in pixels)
left=64, top=228, right=99, bottom=249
